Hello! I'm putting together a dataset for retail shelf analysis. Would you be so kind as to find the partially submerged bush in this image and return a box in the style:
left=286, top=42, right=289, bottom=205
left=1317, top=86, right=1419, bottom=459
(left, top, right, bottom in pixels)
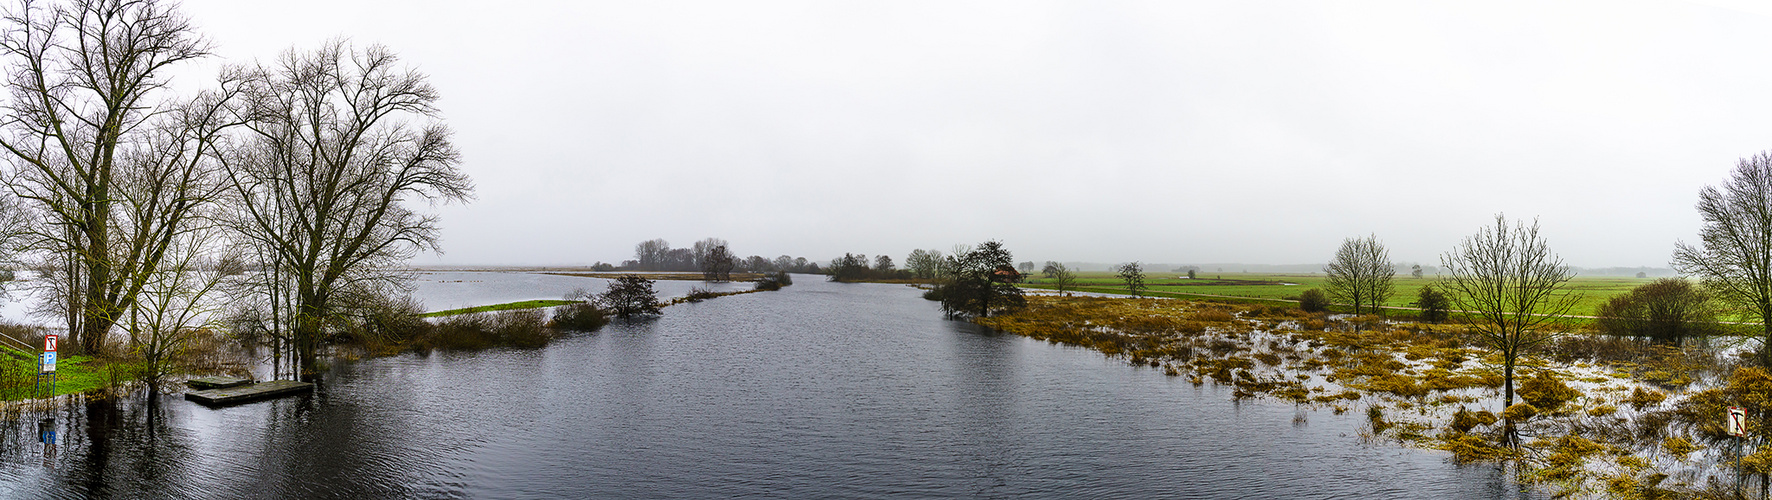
left=343, top=295, right=431, bottom=346
left=1594, top=278, right=1719, bottom=343
left=550, top=302, right=609, bottom=331
left=601, top=275, right=662, bottom=318
left=755, top=270, right=795, bottom=291
left=1413, top=285, right=1449, bottom=323
left=684, top=287, right=720, bottom=302
left=1298, top=289, right=1329, bottom=313
left=427, top=309, right=551, bottom=350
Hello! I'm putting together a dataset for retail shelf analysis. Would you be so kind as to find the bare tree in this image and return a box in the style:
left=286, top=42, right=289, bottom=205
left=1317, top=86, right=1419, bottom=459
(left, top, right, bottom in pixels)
left=700, top=244, right=735, bottom=282
left=224, top=40, right=472, bottom=377
left=1118, top=261, right=1146, bottom=297
left=1049, top=262, right=1078, bottom=296
left=125, top=228, right=235, bottom=395
left=0, top=0, right=236, bottom=355
left=1324, top=234, right=1395, bottom=315
left=906, top=249, right=942, bottom=280
left=933, top=240, right=1023, bottom=317
left=634, top=239, right=669, bottom=271
left=744, top=255, right=770, bottom=273
left=1674, top=151, right=1772, bottom=367
left=690, top=237, right=727, bottom=271
left=1440, top=215, right=1580, bottom=413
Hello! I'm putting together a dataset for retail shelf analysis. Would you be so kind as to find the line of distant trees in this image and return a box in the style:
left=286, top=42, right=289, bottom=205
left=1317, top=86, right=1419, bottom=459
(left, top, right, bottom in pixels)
left=826, top=247, right=1038, bottom=287
left=827, top=253, right=914, bottom=282
left=612, top=238, right=822, bottom=278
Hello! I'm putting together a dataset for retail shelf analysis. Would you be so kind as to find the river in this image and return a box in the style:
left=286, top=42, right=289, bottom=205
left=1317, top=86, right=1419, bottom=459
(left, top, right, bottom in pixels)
left=0, top=272, right=1534, bottom=498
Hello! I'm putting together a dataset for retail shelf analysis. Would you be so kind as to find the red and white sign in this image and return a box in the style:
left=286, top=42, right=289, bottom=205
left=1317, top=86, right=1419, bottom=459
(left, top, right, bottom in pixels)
left=1729, top=406, right=1748, bottom=437
left=42, top=334, right=56, bottom=353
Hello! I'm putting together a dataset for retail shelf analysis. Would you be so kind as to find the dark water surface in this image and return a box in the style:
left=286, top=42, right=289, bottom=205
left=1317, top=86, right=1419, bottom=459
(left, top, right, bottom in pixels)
left=0, top=276, right=1531, bottom=498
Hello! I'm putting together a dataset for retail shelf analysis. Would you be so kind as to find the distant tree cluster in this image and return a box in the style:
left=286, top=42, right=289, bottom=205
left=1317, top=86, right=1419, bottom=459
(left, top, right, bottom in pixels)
left=624, top=238, right=821, bottom=276
left=925, top=240, right=1025, bottom=317
left=754, top=271, right=794, bottom=291
left=827, top=253, right=913, bottom=282
left=906, top=249, right=946, bottom=279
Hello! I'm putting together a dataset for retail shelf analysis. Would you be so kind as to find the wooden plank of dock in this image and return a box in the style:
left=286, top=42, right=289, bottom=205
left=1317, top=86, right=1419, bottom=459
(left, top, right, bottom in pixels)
left=186, top=376, right=251, bottom=390
left=185, top=380, right=314, bottom=406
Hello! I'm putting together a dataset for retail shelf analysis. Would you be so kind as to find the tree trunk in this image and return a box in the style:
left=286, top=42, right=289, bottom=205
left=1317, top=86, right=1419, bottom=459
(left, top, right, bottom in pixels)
left=1503, top=354, right=1520, bottom=448
left=81, top=223, right=111, bottom=355
left=1763, top=320, right=1772, bottom=367
left=295, top=298, right=323, bottom=380
left=80, top=279, right=113, bottom=356
left=1503, top=356, right=1515, bottom=407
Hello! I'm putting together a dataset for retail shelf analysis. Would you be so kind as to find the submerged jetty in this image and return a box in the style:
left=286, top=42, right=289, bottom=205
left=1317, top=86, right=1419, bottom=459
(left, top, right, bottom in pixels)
left=185, top=376, right=250, bottom=390
left=185, top=380, right=314, bottom=406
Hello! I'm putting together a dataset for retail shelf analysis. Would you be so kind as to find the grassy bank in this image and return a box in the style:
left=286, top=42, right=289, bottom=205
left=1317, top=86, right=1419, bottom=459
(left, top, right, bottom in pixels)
left=1019, top=283, right=1604, bottom=330
left=978, top=295, right=1752, bottom=498
left=1024, top=271, right=1646, bottom=315
left=0, top=350, right=117, bottom=401
left=421, top=300, right=578, bottom=317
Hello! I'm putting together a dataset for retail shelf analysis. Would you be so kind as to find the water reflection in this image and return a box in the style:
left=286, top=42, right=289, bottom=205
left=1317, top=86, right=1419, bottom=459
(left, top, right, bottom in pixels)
left=0, top=275, right=1539, bottom=498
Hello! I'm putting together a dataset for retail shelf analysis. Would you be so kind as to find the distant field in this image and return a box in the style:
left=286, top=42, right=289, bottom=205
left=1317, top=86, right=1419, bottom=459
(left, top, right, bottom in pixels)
left=1022, top=271, right=1652, bottom=316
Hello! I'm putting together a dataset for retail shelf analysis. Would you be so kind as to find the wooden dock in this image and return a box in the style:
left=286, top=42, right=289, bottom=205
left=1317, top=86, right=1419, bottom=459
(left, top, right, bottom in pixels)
left=186, top=376, right=250, bottom=390
left=185, top=380, right=314, bottom=406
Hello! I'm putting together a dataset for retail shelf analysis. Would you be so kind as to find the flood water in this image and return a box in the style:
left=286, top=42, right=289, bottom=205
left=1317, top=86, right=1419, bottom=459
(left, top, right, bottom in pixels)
left=0, top=273, right=1534, bottom=498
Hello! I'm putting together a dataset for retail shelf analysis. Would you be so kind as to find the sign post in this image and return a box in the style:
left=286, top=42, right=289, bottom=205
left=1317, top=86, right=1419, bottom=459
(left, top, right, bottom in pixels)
left=1729, top=406, right=1748, bottom=437
left=33, top=334, right=56, bottom=399
left=1730, top=406, right=1748, bottom=496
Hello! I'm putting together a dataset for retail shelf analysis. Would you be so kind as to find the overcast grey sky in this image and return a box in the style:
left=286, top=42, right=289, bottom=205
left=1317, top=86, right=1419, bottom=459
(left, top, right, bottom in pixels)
left=180, top=0, right=1772, bottom=268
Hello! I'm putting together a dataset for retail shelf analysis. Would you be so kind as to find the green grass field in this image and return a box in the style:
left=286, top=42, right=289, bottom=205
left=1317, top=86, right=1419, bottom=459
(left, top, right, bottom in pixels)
left=1023, top=271, right=1651, bottom=316
left=421, top=300, right=578, bottom=318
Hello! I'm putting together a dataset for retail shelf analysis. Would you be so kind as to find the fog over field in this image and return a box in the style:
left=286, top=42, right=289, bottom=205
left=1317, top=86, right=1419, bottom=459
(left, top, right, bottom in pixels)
left=182, top=0, right=1772, bottom=268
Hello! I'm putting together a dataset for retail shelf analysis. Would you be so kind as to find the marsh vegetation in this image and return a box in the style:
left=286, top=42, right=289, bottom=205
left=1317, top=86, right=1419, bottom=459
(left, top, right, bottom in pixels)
left=978, top=293, right=1772, bottom=498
